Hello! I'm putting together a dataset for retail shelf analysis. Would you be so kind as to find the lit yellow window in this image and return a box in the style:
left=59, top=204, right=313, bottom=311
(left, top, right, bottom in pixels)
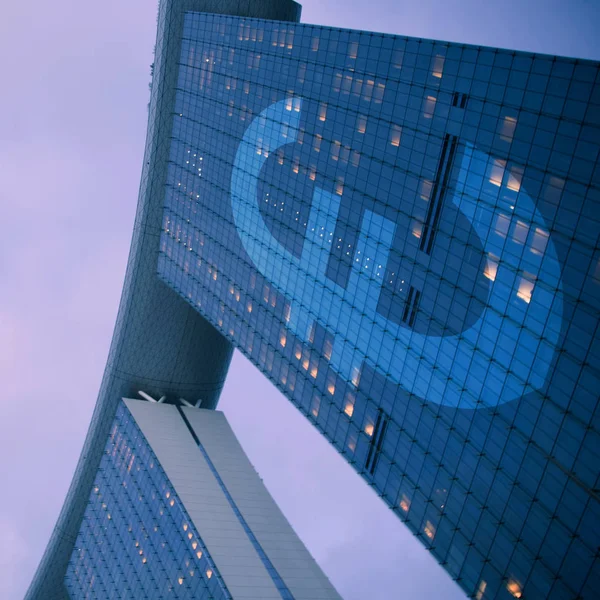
left=412, top=220, right=423, bottom=239
left=323, top=338, right=333, bottom=361
left=507, top=579, right=522, bottom=598
left=279, top=331, right=287, bottom=348
left=390, top=124, right=402, bottom=147
left=374, top=83, right=385, bottom=103
left=314, top=134, right=322, bottom=152
left=500, top=115, right=517, bottom=142
left=507, top=165, right=523, bottom=192
left=431, top=54, right=445, bottom=78
left=488, top=159, right=506, bottom=187
left=399, top=493, right=411, bottom=513
left=311, top=395, right=321, bottom=417
left=483, top=253, right=499, bottom=281
left=319, top=102, right=327, bottom=121
left=512, top=220, right=529, bottom=245
left=196, top=551, right=203, bottom=559
left=342, top=75, right=353, bottom=94
left=327, top=374, right=335, bottom=395
left=347, top=433, right=357, bottom=452
left=331, top=140, right=341, bottom=161
left=206, top=569, right=213, bottom=579
left=476, top=580, right=487, bottom=600
left=344, top=392, right=355, bottom=417
left=424, top=520, right=436, bottom=540
left=517, top=275, right=535, bottom=304
left=530, top=228, right=549, bottom=256
left=423, top=95, right=436, bottom=118
left=335, top=177, right=344, bottom=196
left=357, top=115, right=368, bottom=134
left=420, top=179, right=433, bottom=201
left=364, top=421, right=375, bottom=436
left=351, top=364, right=361, bottom=387
left=495, top=213, right=510, bottom=238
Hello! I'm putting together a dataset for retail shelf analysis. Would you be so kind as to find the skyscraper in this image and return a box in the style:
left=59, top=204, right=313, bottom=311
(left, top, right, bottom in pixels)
left=65, top=398, right=341, bottom=599
left=28, top=0, right=599, bottom=598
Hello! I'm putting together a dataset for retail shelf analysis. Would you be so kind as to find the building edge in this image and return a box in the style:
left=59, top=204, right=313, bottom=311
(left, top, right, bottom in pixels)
left=25, top=1, right=302, bottom=598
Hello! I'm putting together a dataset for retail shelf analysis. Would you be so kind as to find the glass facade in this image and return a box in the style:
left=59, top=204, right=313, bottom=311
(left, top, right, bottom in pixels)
left=65, top=402, right=230, bottom=600
left=157, top=11, right=600, bottom=600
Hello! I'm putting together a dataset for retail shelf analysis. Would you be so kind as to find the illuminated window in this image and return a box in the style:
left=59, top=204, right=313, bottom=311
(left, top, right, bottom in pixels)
left=331, top=140, right=341, bottom=161
left=476, top=580, right=487, bottom=600
left=344, top=392, right=355, bottom=417
left=327, top=374, right=335, bottom=395
left=531, top=228, right=549, bottom=256
left=206, top=569, right=213, bottom=579
left=314, top=134, right=322, bottom=152
left=347, top=432, right=357, bottom=452
left=351, top=364, right=361, bottom=387
left=424, top=520, right=436, bottom=540
left=335, top=177, right=344, bottom=196
left=279, top=331, right=287, bottom=348
left=390, top=124, right=402, bottom=147
left=374, top=83, right=385, bottom=103
left=500, top=115, right=517, bottom=142
left=507, top=579, right=522, bottom=598
left=311, top=395, right=321, bottom=417
left=489, top=159, right=506, bottom=186
left=330, top=72, right=341, bottom=93
left=495, top=213, right=510, bottom=238
left=323, top=337, right=333, bottom=361
left=196, top=551, right=203, bottom=559
left=399, top=493, right=411, bottom=513
left=483, top=253, right=499, bottom=281
left=420, top=179, right=433, bottom=201
left=423, top=95, right=436, bottom=118
left=507, top=165, right=523, bottom=192
left=319, top=102, right=327, bottom=121
left=364, top=421, right=375, bottom=436
left=412, top=220, right=423, bottom=239
left=357, top=115, right=367, bottom=134
left=517, top=274, right=535, bottom=303
left=512, top=220, right=529, bottom=245
left=431, top=54, right=445, bottom=78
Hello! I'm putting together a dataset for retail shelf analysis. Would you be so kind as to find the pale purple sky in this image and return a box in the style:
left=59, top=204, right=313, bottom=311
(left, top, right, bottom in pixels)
left=0, top=1, right=597, bottom=598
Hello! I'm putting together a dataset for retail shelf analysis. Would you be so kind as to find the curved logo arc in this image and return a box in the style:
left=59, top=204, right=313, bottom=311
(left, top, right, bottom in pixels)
left=230, top=99, right=563, bottom=409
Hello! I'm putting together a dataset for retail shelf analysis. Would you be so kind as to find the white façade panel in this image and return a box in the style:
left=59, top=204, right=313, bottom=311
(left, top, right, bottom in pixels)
left=182, top=407, right=342, bottom=600
left=123, top=399, right=281, bottom=599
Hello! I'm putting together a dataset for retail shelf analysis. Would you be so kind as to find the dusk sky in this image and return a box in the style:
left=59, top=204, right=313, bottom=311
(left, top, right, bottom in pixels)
left=1, top=0, right=598, bottom=598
